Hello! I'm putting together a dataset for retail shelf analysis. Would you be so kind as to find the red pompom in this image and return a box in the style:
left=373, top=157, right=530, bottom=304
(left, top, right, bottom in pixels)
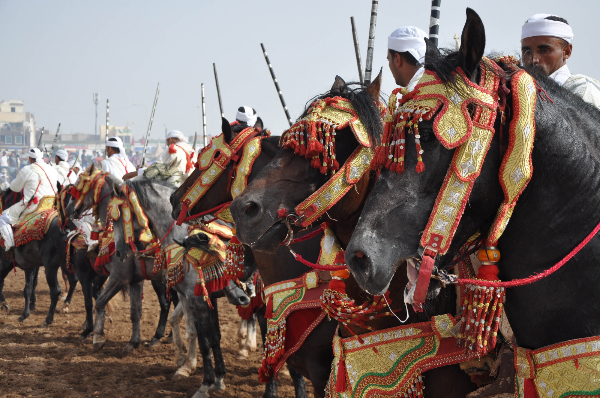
left=415, top=160, right=425, bottom=173
left=276, top=208, right=288, bottom=219
left=168, top=144, right=177, bottom=154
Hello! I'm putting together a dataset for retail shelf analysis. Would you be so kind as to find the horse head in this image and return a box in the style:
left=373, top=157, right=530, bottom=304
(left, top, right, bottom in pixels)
left=230, top=74, right=383, bottom=253
left=346, top=8, right=506, bottom=296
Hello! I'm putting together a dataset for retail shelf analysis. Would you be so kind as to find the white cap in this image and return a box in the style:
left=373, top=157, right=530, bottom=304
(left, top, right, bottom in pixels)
left=106, top=136, right=126, bottom=158
left=73, top=161, right=82, bottom=170
left=236, top=106, right=258, bottom=126
left=28, top=148, right=43, bottom=160
left=56, top=149, right=68, bottom=161
left=522, top=14, right=574, bottom=43
left=388, top=27, right=428, bottom=63
left=167, top=130, right=188, bottom=143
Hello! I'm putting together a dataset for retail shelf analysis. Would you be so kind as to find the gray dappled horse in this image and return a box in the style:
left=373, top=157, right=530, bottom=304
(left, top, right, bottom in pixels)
left=69, top=170, right=250, bottom=396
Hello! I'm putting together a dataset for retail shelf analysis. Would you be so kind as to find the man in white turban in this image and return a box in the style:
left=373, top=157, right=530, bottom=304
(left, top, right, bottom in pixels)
left=54, top=149, right=77, bottom=186
left=0, top=148, right=59, bottom=250
left=101, top=137, right=135, bottom=182
left=387, top=26, right=427, bottom=93
left=521, top=14, right=600, bottom=108
left=129, top=130, right=194, bottom=186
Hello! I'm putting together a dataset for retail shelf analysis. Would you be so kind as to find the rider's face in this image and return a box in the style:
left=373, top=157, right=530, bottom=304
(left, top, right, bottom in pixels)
left=521, top=36, right=572, bottom=76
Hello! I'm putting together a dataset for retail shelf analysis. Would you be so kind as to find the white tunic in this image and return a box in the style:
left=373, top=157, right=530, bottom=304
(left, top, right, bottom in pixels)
left=160, top=142, right=195, bottom=177
left=101, top=154, right=135, bottom=182
left=550, top=64, right=600, bottom=110
left=2, top=160, right=59, bottom=224
left=54, top=161, right=77, bottom=186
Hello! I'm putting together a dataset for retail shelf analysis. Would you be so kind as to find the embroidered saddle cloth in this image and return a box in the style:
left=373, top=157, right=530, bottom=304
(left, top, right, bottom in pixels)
left=259, top=271, right=328, bottom=383
left=515, top=335, right=600, bottom=398
left=325, top=314, right=469, bottom=397
left=12, top=196, right=57, bottom=247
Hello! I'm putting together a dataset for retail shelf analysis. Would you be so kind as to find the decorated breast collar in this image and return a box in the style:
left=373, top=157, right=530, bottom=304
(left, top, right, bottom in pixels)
left=176, top=126, right=268, bottom=225
left=374, top=57, right=537, bottom=312
left=279, top=96, right=383, bottom=228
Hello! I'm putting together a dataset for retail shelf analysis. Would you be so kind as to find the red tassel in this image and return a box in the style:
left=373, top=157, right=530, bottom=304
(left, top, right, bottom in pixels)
left=276, top=208, right=288, bottom=219
left=33, top=197, right=39, bottom=204
left=335, top=356, right=349, bottom=393
left=168, top=144, right=177, bottom=154
left=416, top=159, right=425, bottom=173
left=477, top=264, right=500, bottom=280
left=523, top=378, right=539, bottom=398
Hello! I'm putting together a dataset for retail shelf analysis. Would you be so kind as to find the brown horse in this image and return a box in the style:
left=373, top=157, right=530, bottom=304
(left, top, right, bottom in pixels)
left=230, top=75, right=479, bottom=397
left=171, top=119, right=336, bottom=398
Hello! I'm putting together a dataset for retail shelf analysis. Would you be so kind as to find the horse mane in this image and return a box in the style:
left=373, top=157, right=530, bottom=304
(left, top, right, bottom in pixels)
left=124, top=178, right=176, bottom=210
left=299, top=81, right=384, bottom=145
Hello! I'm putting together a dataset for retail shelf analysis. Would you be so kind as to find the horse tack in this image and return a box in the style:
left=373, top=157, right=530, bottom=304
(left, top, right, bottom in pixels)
left=177, top=126, right=267, bottom=225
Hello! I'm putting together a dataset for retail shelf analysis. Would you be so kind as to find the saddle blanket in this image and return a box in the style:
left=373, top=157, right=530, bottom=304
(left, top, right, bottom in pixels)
left=0, top=196, right=57, bottom=248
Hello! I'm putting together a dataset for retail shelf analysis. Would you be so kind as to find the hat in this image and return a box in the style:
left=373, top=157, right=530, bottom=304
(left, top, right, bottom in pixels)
left=28, top=148, right=43, bottom=160
left=521, top=14, right=573, bottom=43
left=167, top=130, right=188, bottom=143
left=56, top=149, right=68, bottom=161
left=388, top=26, right=428, bottom=63
left=236, top=106, right=258, bottom=126
left=106, top=137, right=126, bottom=158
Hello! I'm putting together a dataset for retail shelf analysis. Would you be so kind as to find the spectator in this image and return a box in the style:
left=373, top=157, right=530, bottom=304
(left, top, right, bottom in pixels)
left=0, top=151, right=8, bottom=168
left=8, top=152, right=19, bottom=178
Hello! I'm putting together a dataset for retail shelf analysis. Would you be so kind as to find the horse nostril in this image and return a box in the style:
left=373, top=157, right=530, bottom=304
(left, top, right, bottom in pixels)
left=240, top=296, right=250, bottom=306
left=355, top=251, right=364, bottom=258
left=244, top=201, right=261, bottom=219
left=349, top=250, right=371, bottom=275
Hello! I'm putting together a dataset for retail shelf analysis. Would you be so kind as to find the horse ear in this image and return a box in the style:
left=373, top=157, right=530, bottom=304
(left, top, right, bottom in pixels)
left=222, top=117, right=233, bottom=143
left=331, top=75, right=347, bottom=92
left=458, top=8, right=485, bottom=78
left=366, top=69, right=382, bottom=101
left=424, top=37, right=441, bottom=64
left=89, top=163, right=95, bottom=174
left=253, top=117, right=264, bottom=131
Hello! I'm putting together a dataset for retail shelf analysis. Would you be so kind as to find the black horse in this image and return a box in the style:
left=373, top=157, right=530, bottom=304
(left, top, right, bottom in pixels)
left=346, top=8, right=600, bottom=352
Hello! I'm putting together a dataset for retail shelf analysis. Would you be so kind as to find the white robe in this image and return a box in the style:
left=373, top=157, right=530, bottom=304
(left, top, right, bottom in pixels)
left=137, top=141, right=196, bottom=184
left=550, top=64, right=600, bottom=109
left=54, top=161, right=77, bottom=186
left=101, top=154, right=135, bottom=182
left=2, top=160, right=59, bottom=224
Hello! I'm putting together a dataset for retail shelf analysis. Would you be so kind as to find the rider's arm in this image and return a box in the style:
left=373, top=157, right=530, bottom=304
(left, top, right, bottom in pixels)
left=9, top=166, right=31, bottom=192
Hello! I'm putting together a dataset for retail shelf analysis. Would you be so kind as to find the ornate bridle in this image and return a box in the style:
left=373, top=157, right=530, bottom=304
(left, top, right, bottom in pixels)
left=176, top=126, right=269, bottom=225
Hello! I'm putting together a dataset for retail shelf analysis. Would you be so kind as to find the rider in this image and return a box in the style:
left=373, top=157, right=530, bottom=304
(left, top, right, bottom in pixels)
left=387, top=26, right=427, bottom=94
left=521, top=14, right=600, bottom=108
left=0, top=148, right=59, bottom=250
left=232, top=106, right=259, bottom=134
left=54, top=149, right=77, bottom=186
left=101, top=137, right=135, bottom=182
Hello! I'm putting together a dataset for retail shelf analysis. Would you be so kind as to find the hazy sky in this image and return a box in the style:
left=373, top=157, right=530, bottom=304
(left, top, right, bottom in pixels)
left=1, top=0, right=598, bottom=141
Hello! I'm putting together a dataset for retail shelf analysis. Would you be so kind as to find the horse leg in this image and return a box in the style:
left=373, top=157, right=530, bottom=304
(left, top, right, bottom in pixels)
left=209, top=297, right=226, bottom=392
left=76, top=257, right=95, bottom=339
left=149, top=280, right=170, bottom=347
left=41, top=262, right=62, bottom=327
left=169, top=300, right=188, bottom=369
left=256, top=308, right=279, bottom=398
left=172, top=296, right=199, bottom=379
left=29, top=267, right=39, bottom=311
left=0, top=261, right=12, bottom=312
left=93, top=276, right=125, bottom=352
left=248, top=314, right=258, bottom=351
left=167, top=289, right=179, bottom=343
left=122, top=280, right=143, bottom=354
left=60, top=267, right=69, bottom=300
left=61, top=267, right=79, bottom=313
left=191, top=302, right=216, bottom=398
left=289, top=366, right=307, bottom=398
left=236, top=318, right=250, bottom=359
left=18, top=268, right=37, bottom=322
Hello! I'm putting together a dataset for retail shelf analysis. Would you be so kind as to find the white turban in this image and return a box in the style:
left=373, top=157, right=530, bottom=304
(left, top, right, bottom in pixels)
left=106, top=136, right=126, bottom=158
left=167, top=130, right=188, bottom=143
left=388, top=27, right=428, bottom=64
left=56, top=149, right=68, bottom=161
left=73, top=161, right=82, bottom=170
left=521, top=14, right=574, bottom=43
left=236, top=106, right=258, bottom=126
left=28, top=148, right=43, bottom=160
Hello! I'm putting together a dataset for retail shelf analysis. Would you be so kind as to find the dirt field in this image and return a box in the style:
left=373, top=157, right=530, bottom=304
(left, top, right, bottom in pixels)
left=0, top=268, right=315, bottom=398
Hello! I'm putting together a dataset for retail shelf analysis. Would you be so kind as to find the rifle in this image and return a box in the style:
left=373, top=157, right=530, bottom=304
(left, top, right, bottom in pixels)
left=429, top=0, right=442, bottom=48
left=36, top=127, right=45, bottom=150
left=49, top=123, right=61, bottom=165
left=350, top=17, right=364, bottom=85
left=201, top=83, right=207, bottom=147
left=260, top=43, right=293, bottom=127
left=192, top=131, right=198, bottom=151
left=140, top=83, right=160, bottom=168
left=364, top=0, right=379, bottom=85
left=213, top=64, right=224, bottom=118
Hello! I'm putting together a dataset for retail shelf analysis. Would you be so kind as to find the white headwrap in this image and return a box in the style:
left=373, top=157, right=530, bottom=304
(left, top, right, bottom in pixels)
left=167, top=130, right=188, bottom=143
left=73, top=161, right=82, bottom=170
left=28, top=148, right=43, bottom=161
left=521, top=14, right=574, bottom=43
left=236, top=106, right=258, bottom=126
left=388, top=27, right=428, bottom=64
left=106, top=136, right=126, bottom=158
left=55, top=149, right=68, bottom=161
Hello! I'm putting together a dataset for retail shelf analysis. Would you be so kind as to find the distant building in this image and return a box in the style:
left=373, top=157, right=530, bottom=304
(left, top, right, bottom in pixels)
left=0, top=100, right=36, bottom=149
left=100, top=125, right=133, bottom=149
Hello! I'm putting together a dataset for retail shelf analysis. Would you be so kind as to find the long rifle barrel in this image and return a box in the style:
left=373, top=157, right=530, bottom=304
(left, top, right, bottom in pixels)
left=364, top=0, right=379, bottom=85
left=350, top=17, right=364, bottom=85
left=105, top=99, right=110, bottom=141
left=213, top=64, right=224, bottom=118
left=429, top=0, right=441, bottom=47
left=260, top=43, right=293, bottom=127
left=201, top=83, right=207, bottom=147
left=141, top=83, right=161, bottom=167
left=36, top=127, right=45, bottom=149
left=49, top=123, right=61, bottom=164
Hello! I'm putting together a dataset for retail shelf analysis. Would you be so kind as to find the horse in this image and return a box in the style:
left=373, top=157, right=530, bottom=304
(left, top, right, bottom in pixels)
left=68, top=171, right=251, bottom=397
left=230, top=75, right=483, bottom=396
left=344, top=6, right=600, bottom=380
left=170, top=118, right=336, bottom=398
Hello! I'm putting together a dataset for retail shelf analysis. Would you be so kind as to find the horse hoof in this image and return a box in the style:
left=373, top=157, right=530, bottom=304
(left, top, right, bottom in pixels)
left=191, top=385, right=210, bottom=398
left=236, top=349, right=249, bottom=360
left=92, top=335, right=106, bottom=352
left=121, top=343, right=137, bottom=355
left=176, top=356, right=187, bottom=368
left=61, top=305, right=69, bottom=314
left=172, top=367, right=191, bottom=380
left=149, top=337, right=160, bottom=347
left=166, top=335, right=173, bottom=344
left=40, top=321, right=49, bottom=328
left=209, top=378, right=226, bottom=392
left=0, top=302, right=9, bottom=313
left=18, top=315, right=27, bottom=322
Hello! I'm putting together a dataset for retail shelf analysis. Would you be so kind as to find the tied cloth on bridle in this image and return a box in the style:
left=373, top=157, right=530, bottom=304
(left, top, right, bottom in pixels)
left=373, top=56, right=538, bottom=356
left=176, top=126, right=269, bottom=226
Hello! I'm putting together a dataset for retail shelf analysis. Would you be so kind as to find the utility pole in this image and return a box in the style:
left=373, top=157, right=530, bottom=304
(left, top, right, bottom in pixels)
left=93, top=93, right=99, bottom=136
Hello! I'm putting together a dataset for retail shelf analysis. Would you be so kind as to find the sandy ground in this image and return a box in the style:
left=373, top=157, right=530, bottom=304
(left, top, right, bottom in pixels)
left=0, top=268, right=315, bottom=398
